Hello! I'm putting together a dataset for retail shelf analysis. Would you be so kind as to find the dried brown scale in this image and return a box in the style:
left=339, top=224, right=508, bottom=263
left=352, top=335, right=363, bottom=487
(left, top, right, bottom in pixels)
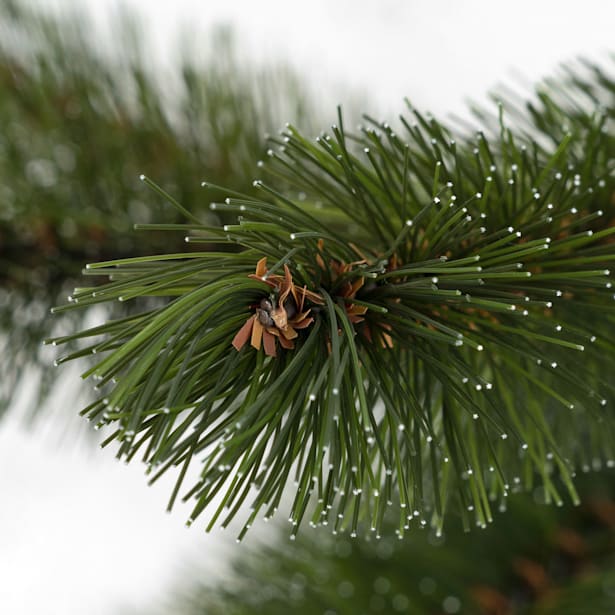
left=232, top=257, right=322, bottom=357
left=316, top=239, right=397, bottom=347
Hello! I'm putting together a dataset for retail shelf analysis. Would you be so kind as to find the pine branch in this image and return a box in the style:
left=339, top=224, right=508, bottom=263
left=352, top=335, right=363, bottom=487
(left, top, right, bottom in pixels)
left=51, top=60, right=615, bottom=539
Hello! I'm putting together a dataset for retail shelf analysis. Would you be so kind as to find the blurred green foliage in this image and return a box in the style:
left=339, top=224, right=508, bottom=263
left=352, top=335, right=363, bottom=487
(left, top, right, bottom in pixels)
left=168, top=475, right=615, bottom=615
left=0, top=1, right=321, bottom=287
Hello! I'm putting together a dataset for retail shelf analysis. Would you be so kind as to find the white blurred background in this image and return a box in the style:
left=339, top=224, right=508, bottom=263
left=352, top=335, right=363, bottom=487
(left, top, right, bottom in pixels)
left=1, top=1, right=613, bottom=613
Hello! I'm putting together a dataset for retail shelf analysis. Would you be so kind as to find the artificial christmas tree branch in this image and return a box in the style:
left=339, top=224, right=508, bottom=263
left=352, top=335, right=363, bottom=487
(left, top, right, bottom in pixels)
left=50, top=60, right=615, bottom=540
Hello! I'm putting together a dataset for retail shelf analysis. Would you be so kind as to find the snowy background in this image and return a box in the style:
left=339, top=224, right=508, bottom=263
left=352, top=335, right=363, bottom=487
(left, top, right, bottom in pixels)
left=1, top=0, right=614, bottom=613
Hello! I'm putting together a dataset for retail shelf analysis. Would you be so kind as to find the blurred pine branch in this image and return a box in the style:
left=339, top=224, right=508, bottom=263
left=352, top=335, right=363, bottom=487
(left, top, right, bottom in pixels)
left=167, top=474, right=615, bottom=615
